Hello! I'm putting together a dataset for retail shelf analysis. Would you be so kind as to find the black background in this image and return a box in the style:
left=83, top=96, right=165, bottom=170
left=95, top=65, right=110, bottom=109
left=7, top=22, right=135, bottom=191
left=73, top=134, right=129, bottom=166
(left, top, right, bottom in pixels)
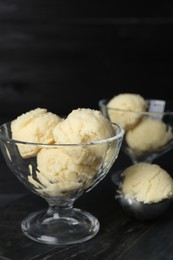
left=0, top=1, right=173, bottom=120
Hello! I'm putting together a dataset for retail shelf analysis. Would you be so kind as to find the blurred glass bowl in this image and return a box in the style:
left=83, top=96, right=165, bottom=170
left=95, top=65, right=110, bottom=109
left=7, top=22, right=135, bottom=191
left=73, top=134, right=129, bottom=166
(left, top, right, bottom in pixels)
left=99, top=98, right=173, bottom=164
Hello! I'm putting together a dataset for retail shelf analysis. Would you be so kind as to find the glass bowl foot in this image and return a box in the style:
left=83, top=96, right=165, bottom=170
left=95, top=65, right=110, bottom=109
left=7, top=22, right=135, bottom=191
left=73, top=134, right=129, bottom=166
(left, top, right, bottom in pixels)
left=21, top=208, right=100, bottom=245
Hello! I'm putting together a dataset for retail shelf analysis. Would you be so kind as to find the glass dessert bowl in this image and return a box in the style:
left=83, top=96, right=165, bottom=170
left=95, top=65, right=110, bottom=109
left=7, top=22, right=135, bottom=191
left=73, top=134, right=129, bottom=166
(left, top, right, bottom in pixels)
left=0, top=121, right=124, bottom=246
left=99, top=98, right=173, bottom=164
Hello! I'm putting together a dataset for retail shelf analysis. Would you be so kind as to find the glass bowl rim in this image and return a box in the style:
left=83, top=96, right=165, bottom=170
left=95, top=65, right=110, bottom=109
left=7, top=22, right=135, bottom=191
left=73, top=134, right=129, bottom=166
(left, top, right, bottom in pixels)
left=98, top=98, right=173, bottom=116
left=0, top=121, right=124, bottom=147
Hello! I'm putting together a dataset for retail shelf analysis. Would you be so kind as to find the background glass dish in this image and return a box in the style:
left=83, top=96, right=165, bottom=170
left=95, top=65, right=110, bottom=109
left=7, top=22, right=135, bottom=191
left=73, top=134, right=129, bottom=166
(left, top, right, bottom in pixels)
left=99, top=98, right=173, bottom=164
left=0, top=122, right=124, bottom=246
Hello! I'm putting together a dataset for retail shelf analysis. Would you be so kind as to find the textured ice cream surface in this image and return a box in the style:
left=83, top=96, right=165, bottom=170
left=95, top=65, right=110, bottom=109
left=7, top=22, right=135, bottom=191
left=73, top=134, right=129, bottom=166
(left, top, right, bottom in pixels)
left=53, top=108, right=115, bottom=144
left=27, top=108, right=119, bottom=197
left=11, top=108, right=62, bottom=158
left=28, top=148, right=98, bottom=197
left=125, top=117, right=173, bottom=153
left=121, top=163, right=173, bottom=203
left=107, top=93, right=147, bottom=130
left=53, top=108, right=116, bottom=165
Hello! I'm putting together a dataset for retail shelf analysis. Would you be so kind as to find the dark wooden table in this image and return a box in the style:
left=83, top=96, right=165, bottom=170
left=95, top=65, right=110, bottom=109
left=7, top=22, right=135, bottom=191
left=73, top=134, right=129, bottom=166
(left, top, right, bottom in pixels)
left=1, top=151, right=173, bottom=260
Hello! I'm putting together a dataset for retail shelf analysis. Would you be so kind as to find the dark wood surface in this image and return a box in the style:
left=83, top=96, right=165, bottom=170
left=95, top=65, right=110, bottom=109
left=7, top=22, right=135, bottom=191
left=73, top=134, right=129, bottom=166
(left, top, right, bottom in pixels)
left=1, top=151, right=173, bottom=260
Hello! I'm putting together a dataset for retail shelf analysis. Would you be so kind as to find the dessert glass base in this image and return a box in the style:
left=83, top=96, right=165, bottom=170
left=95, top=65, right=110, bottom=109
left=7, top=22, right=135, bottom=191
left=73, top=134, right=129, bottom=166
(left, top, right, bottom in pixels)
left=21, top=206, right=99, bottom=245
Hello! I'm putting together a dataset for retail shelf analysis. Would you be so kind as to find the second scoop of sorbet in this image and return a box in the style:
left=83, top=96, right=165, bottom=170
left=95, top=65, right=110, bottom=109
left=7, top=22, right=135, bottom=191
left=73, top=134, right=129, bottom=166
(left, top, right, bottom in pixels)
left=125, top=117, right=173, bottom=153
left=52, top=108, right=116, bottom=164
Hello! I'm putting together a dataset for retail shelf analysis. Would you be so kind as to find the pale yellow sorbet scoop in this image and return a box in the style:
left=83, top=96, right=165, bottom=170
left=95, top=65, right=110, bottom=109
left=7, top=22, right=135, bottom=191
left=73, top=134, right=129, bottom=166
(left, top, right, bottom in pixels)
left=11, top=108, right=62, bottom=158
left=107, top=93, right=147, bottom=131
left=125, top=117, right=173, bottom=153
left=121, top=163, right=173, bottom=203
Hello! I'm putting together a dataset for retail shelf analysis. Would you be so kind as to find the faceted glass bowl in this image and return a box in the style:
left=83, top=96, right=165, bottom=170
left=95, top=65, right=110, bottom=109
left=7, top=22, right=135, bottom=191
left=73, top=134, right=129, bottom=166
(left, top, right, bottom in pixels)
left=0, top=121, right=124, bottom=246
